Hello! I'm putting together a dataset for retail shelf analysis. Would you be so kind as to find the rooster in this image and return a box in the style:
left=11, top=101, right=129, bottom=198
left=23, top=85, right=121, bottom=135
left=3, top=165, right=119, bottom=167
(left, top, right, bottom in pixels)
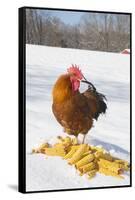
left=52, top=65, right=107, bottom=143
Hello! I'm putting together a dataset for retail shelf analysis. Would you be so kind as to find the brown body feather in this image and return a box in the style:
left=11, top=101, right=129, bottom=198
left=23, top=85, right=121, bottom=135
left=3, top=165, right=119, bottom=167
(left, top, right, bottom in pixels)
left=52, top=74, right=107, bottom=137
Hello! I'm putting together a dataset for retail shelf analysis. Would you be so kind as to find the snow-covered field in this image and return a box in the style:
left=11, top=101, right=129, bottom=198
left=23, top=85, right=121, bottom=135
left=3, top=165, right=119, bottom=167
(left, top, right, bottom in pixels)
left=26, top=44, right=130, bottom=192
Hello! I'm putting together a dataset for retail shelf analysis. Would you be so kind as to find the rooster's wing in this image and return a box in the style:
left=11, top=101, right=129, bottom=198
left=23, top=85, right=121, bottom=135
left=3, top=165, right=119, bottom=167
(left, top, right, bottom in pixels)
left=52, top=93, right=93, bottom=136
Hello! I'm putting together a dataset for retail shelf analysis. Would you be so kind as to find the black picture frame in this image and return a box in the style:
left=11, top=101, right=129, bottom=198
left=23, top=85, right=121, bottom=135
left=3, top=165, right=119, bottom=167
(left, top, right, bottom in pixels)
left=19, top=6, right=132, bottom=193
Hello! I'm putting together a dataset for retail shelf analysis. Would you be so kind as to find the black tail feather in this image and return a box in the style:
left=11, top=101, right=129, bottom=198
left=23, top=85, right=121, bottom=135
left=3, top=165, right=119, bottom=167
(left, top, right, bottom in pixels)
left=93, top=90, right=107, bottom=120
left=81, top=77, right=107, bottom=120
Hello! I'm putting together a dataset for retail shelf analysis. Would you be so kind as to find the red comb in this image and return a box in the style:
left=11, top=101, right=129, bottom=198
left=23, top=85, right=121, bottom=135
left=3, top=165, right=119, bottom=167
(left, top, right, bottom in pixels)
left=67, top=64, right=83, bottom=80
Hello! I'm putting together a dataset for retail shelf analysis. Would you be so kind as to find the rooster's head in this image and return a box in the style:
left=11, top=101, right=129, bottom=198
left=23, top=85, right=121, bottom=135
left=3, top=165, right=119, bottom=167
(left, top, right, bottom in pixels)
left=67, top=65, right=83, bottom=92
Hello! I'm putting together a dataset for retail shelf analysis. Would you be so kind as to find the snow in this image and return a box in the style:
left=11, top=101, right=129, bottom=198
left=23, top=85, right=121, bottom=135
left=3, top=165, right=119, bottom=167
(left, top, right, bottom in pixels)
left=26, top=44, right=130, bottom=192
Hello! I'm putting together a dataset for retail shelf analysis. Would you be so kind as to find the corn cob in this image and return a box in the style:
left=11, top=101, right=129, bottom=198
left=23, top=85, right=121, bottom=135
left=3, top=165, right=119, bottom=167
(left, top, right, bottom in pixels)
left=32, top=143, right=49, bottom=153
left=94, top=151, right=113, bottom=161
left=72, top=137, right=78, bottom=145
left=45, top=146, right=66, bottom=157
left=62, top=137, right=72, bottom=146
left=115, top=159, right=130, bottom=171
left=79, top=162, right=97, bottom=174
left=54, top=143, right=65, bottom=148
left=81, top=151, right=92, bottom=158
left=32, top=136, right=130, bottom=181
left=68, top=144, right=89, bottom=165
left=98, top=159, right=123, bottom=174
left=57, top=135, right=64, bottom=142
left=75, top=154, right=94, bottom=168
left=87, top=169, right=97, bottom=179
left=99, top=167, right=124, bottom=179
left=64, top=148, right=77, bottom=159
left=90, top=146, right=104, bottom=153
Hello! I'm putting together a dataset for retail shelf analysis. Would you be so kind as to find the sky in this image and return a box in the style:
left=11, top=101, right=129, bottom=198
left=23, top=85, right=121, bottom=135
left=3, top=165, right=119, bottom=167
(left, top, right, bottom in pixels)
left=33, top=9, right=130, bottom=27
left=39, top=10, right=85, bottom=25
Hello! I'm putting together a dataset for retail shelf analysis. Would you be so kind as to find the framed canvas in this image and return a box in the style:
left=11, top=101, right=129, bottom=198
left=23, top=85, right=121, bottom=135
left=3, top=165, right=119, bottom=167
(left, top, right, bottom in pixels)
left=19, top=6, right=132, bottom=193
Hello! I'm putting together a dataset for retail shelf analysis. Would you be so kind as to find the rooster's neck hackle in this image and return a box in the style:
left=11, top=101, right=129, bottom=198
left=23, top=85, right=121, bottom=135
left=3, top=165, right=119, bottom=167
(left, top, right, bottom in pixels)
left=52, top=74, right=75, bottom=103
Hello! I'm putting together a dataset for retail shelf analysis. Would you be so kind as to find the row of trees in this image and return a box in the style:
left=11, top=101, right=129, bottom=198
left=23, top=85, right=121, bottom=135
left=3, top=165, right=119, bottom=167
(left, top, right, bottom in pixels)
left=26, top=9, right=130, bottom=52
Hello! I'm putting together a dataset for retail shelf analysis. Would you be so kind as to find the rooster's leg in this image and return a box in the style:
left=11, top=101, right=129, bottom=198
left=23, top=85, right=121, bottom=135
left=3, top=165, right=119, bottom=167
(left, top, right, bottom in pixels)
left=75, top=135, right=79, bottom=144
left=82, top=134, right=86, bottom=144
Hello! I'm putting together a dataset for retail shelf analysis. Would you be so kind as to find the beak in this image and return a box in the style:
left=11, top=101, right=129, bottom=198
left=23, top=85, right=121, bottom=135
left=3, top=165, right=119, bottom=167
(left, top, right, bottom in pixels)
left=76, top=78, right=82, bottom=81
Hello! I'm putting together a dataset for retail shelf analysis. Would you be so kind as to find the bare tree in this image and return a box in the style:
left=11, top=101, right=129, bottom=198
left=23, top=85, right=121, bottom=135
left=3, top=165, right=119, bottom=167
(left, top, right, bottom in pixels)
left=80, top=13, right=130, bottom=52
left=26, top=9, right=130, bottom=52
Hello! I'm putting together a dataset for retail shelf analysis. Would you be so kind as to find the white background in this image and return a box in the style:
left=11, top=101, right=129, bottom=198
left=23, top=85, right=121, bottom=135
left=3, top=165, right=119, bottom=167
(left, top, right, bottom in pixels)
left=0, top=0, right=134, bottom=199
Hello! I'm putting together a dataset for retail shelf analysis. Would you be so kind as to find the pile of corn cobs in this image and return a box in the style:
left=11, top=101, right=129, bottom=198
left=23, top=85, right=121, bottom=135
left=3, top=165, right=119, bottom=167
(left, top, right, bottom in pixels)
left=32, top=136, right=130, bottom=180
